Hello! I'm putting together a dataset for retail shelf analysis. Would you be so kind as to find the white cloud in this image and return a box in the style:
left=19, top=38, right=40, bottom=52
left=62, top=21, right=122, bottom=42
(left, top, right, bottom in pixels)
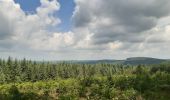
left=31, top=31, right=75, bottom=51
left=71, top=0, right=170, bottom=59
left=1, top=0, right=170, bottom=59
left=0, top=0, right=75, bottom=53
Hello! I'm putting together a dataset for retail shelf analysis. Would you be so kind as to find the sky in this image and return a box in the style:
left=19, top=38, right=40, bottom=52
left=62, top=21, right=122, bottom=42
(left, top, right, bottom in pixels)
left=0, top=0, right=170, bottom=60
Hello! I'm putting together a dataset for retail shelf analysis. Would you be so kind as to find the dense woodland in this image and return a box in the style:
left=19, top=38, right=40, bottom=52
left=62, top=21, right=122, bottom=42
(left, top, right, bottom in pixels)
left=0, top=57, right=170, bottom=100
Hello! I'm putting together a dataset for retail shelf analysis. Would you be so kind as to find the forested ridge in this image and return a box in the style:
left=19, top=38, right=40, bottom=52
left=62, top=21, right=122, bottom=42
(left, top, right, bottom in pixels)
left=0, top=57, right=170, bottom=100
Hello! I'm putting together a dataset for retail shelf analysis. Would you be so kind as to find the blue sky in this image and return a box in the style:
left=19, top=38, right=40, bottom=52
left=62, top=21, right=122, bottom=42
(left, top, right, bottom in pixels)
left=57, top=0, right=75, bottom=32
left=14, top=0, right=75, bottom=32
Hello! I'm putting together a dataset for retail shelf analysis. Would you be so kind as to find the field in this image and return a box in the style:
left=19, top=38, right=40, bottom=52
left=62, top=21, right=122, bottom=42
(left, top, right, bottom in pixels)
left=0, top=58, right=170, bottom=100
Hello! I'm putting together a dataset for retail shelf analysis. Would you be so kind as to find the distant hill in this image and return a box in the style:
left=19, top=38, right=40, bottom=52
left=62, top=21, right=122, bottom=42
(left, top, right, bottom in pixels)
left=57, top=57, right=168, bottom=65
left=123, top=57, right=166, bottom=65
left=67, top=60, right=124, bottom=64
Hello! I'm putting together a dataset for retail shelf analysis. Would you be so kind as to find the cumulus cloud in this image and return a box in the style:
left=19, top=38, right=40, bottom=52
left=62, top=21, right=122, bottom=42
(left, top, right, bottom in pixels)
left=0, top=12, right=12, bottom=39
left=73, top=0, right=170, bottom=45
left=1, top=0, right=170, bottom=59
left=71, top=0, right=170, bottom=59
left=0, top=0, right=74, bottom=52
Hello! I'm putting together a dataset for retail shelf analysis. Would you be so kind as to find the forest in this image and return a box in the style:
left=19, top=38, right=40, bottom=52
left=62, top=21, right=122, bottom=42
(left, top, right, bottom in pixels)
left=0, top=57, right=170, bottom=100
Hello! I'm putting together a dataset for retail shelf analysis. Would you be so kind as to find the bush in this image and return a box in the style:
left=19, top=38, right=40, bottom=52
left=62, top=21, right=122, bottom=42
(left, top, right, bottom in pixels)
left=8, top=85, right=21, bottom=100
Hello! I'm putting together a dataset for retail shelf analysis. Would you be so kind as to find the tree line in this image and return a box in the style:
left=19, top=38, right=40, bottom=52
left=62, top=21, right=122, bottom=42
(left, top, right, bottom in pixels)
left=0, top=57, right=170, bottom=99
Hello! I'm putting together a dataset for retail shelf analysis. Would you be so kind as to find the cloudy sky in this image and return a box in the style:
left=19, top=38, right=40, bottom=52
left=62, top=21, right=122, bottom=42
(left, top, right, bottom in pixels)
left=0, top=0, right=170, bottom=60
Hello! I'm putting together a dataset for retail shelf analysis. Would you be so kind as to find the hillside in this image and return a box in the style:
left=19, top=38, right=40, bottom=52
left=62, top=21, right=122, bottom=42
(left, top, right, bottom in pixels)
left=61, top=57, right=167, bottom=65
left=123, top=57, right=167, bottom=65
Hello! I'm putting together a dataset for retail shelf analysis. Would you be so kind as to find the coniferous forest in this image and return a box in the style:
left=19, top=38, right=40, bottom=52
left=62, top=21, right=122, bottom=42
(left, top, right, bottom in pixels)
left=0, top=57, right=170, bottom=100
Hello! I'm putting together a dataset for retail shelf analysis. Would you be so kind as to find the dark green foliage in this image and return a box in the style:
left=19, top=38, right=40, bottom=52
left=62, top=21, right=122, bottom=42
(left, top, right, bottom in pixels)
left=0, top=57, right=170, bottom=99
left=8, top=85, right=21, bottom=100
left=151, top=63, right=170, bottom=73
